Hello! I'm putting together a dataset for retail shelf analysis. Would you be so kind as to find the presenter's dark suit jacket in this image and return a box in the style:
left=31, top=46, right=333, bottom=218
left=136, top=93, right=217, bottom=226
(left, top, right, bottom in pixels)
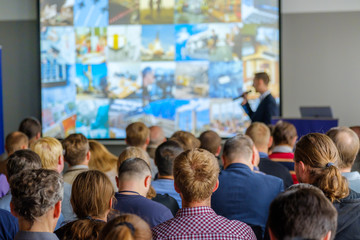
left=243, top=94, right=278, bottom=124
left=211, top=163, right=284, bottom=232
left=259, top=157, right=294, bottom=189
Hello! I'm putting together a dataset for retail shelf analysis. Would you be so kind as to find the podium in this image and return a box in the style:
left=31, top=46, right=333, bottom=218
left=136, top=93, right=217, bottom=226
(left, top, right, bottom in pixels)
left=271, top=117, right=339, bottom=138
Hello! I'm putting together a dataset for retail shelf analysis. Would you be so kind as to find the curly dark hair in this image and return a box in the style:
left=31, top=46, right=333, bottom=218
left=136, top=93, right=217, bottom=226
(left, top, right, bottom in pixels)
left=10, top=169, right=63, bottom=224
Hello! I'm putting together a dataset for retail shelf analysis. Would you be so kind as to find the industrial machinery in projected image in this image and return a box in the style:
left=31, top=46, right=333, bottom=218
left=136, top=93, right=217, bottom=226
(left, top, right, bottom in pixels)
left=40, top=0, right=280, bottom=139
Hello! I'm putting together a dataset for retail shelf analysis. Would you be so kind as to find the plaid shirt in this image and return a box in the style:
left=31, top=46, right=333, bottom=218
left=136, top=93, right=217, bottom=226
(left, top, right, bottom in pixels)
left=152, top=206, right=256, bottom=240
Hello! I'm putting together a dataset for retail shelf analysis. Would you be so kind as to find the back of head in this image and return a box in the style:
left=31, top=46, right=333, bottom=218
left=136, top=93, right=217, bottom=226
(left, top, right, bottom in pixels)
left=254, top=72, right=270, bottom=85
left=6, top=149, right=42, bottom=179
left=268, top=184, right=337, bottom=240
left=326, top=127, right=360, bottom=169
left=89, top=140, right=117, bottom=172
left=294, top=133, right=349, bottom=202
left=117, top=158, right=151, bottom=183
left=126, top=122, right=149, bottom=147
left=62, top=133, right=89, bottom=166
left=63, top=219, right=106, bottom=240
left=223, top=134, right=253, bottom=164
left=31, top=137, right=63, bottom=170
left=170, top=131, right=200, bottom=151
left=10, top=169, right=63, bottom=226
left=99, top=214, right=152, bottom=240
left=199, top=130, right=221, bottom=155
left=149, top=126, right=166, bottom=146
left=174, top=148, right=219, bottom=203
left=155, top=140, right=183, bottom=176
left=71, top=170, right=114, bottom=219
left=5, top=131, right=29, bottom=155
left=245, top=122, right=270, bottom=150
left=273, top=121, right=297, bottom=147
left=18, top=117, right=41, bottom=141
left=118, top=147, right=150, bottom=168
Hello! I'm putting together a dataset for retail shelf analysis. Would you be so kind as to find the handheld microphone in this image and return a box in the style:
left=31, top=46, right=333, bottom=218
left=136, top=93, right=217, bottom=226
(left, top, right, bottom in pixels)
left=232, top=90, right=252, bottom=101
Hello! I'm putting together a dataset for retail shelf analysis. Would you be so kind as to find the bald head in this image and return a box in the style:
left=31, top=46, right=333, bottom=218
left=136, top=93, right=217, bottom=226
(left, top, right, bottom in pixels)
left=327, top=127, right=360, bottom=169
left=5, top=131, right=29, bottom=155
left=149, top=126, right=166, bottom=146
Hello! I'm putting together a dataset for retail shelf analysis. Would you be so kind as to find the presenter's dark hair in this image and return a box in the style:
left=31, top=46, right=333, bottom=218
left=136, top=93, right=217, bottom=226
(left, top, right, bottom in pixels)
left=254, top=72, right=270, bottom=85
left=268, top=184, right=337, bottom=240
left=18, top=117, right=41, bottom=139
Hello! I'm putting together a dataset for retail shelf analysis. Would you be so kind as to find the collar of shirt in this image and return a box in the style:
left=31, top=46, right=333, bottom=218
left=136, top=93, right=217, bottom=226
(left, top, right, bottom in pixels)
left=68, top=165, right=89, bottom=170
left=175, top=206, right=215, bottom=218
left=226, top=163, right=252, bottom=171
left=259, top=90, right=271, bottom=102
left=259, top=152, right=268, bottom=158
left=272, top=145, right=293, bottom=153
left=342, top=171, right=360, bottom=181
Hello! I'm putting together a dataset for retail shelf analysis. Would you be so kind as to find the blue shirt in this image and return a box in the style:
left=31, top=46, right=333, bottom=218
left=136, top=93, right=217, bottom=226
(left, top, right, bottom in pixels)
left=211, top=163, right=284, bottom=231
left=342, top=171, right=360, bottom=193
left=14, top=231, right=59, bottom=240
left=62, top=182, right=76, bottom=223
left=152, top=179, right=182, bottom=207
left=113, top=193, right=173, bottom=227
left=0, top=208, right=18, bottom=240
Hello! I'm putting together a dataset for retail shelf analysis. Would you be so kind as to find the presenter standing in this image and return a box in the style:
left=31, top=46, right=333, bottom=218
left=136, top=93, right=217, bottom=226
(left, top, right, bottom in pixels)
left=241, top=72, right=278, bottom=124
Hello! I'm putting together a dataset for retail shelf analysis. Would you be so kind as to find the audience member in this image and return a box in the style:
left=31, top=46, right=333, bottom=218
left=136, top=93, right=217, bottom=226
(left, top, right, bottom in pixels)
left=62, top=133, right=90, bottom=185
left=32, top=137, right=75, bottom=222
left=294, top=133, right=360, bottom=239
left=10, top=169, right=63, bottom=239
left=350, top=126, right=360, bottom=172
left=0, top=208, right=18, bottom=240
left=126, top=122, right=157, bottom=178
left=18, top=117, right=41, bottom=147
left=55, top=170, right=114, bottom=240
left=147, top=126, right=166, bottom=160
left=211, top=135, right=283, bottom=238
left=5, top=131, right=28, bottom=156
left=0, top=150, right=42, bottom=212
left=113, top=158, right=173, bottom=227
left=89, top=140, right=118, bottom=190
left=152, top=140, right=183, bottom=207
left=267, top=184, right=337, bottom=240
left=327, top=127, right=360, bottom=192
left=170, top=130, right=200, bottom=151
left=153, top=148, right=256, bottom=239
left=0, top=174, right=9, bottom=199
left=269, top=121, right=298, bottom=183
left=99, top=214, right=152, bottom=240
left=246, top=122, right=293, bottom=188
left=199, top=130, right=222, bottom=157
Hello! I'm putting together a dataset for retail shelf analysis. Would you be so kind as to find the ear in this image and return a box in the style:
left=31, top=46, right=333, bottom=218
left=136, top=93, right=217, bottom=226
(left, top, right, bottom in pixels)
left=145, top=136, right=150, bottom=146
left=21, top=144, right=27, bottom=150
left=109, top=197, right=113, bottom=209
left=221, top=155, right=227, bottom=169
left=291, top=136, right=297, bottom=149
left=323, top=231, right=332, bottom=240
left=4, top=145, right=8, bottom=154
left=144, top=175, right=151, bottom=188
left=86, top=151, right=91, bottom=161
left=268, top=227, right=277, bottom=240
left=215, top=146, right=221, bottom=157
left=212, top=179, right=219, bottom=193
left=36, top=132, right=41, bottom=140
left=10, top=202, right=19, bottom=218
left=116, top=176, right=119, bottom=191
left=174, top=181, right=181, bottom=194
left=53, top=201, right=61, bottom=219
left=268, top=136, right=273, bottom=148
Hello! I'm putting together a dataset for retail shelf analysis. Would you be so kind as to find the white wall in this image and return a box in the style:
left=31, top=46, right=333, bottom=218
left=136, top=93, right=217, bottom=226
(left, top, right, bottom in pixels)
left=282, top=0, right=360, bottom=14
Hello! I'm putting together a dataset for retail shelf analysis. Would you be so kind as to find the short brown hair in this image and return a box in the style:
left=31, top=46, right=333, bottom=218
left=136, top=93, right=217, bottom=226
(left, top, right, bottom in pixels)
left=170, top=131, right=200, bottom=151
left=268, top=184, right=337, bottom=240
left=294, top=133, right=349, bottom=202
left=99, top=214, right=152, bottom=240
left=254, top=72, right=270, bottom=85
left=199, top=130, right=221, bottom=155
left=62, top=133, right=89, bottom=166
left=126, top=122, right=149, bottom=147
left=71, top=170, right=114, bottom=219
left=5, top=131, right=28, bottom=155
left=223, top=134, right=254, bottom=163
left=326, top=127, right=360, bottom=169
left=273, top=121, right=297, bottom=146
left=174, top=148, right=219, bottom=203
left=245, top=122, right=270, bottom=149
left=31, top=137, right=62, bottom=170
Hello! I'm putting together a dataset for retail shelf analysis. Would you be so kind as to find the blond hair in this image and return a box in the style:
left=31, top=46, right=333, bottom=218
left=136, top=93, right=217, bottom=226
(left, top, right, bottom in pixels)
left=245, top=122, right=270, bottom=149
left=99, top=214, right=151, bottom=240
left=31, top=137, right=62, bottom=170
left=71, top=170, right=114, bottom=219
left=174, top=148, right=219, bottom=203
left=89, top=140, right=117, bottom=172
left=126, top=122, right=149, bottom=147
left=170, top=131, right=200, bottom=151
left=294, top=133, right=349, bottom=202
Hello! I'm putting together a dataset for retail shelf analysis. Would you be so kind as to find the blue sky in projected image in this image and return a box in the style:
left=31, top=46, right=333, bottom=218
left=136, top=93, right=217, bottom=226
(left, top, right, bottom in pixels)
left=74, top=0, right=109, bottom=27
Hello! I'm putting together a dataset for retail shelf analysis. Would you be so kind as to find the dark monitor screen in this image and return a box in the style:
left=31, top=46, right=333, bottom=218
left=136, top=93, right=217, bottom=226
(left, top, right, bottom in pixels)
left=300, top=106, right=333, bottom=118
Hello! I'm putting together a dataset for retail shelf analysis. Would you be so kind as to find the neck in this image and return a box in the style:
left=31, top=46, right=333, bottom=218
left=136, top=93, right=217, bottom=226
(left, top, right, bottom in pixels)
left=341, top=167, right=352, bottom=173
left=19, top=217, right=55, bottom=233
left=259, top=87, right=268, bottom=95
left=258, top=148, right=268, bottom=154
left=118, top=182, right=147, bottom=197
left=182, top=198, right=211, bottom=208
left=225, top=160, right=253, bottom=171
left=157, top=174, right=174, bottom=180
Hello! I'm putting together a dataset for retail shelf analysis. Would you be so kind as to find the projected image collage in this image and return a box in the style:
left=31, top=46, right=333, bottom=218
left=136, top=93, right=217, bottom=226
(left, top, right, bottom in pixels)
left=40, top=0, right=279, bottom=139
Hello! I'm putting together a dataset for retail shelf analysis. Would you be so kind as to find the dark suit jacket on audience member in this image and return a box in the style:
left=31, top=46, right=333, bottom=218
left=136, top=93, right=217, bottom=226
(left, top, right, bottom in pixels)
left=211, top=163, right=284, bottom=234
left=242, top=94, right=278, bottom=125
left=259, top=157, right=293, bottom=189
